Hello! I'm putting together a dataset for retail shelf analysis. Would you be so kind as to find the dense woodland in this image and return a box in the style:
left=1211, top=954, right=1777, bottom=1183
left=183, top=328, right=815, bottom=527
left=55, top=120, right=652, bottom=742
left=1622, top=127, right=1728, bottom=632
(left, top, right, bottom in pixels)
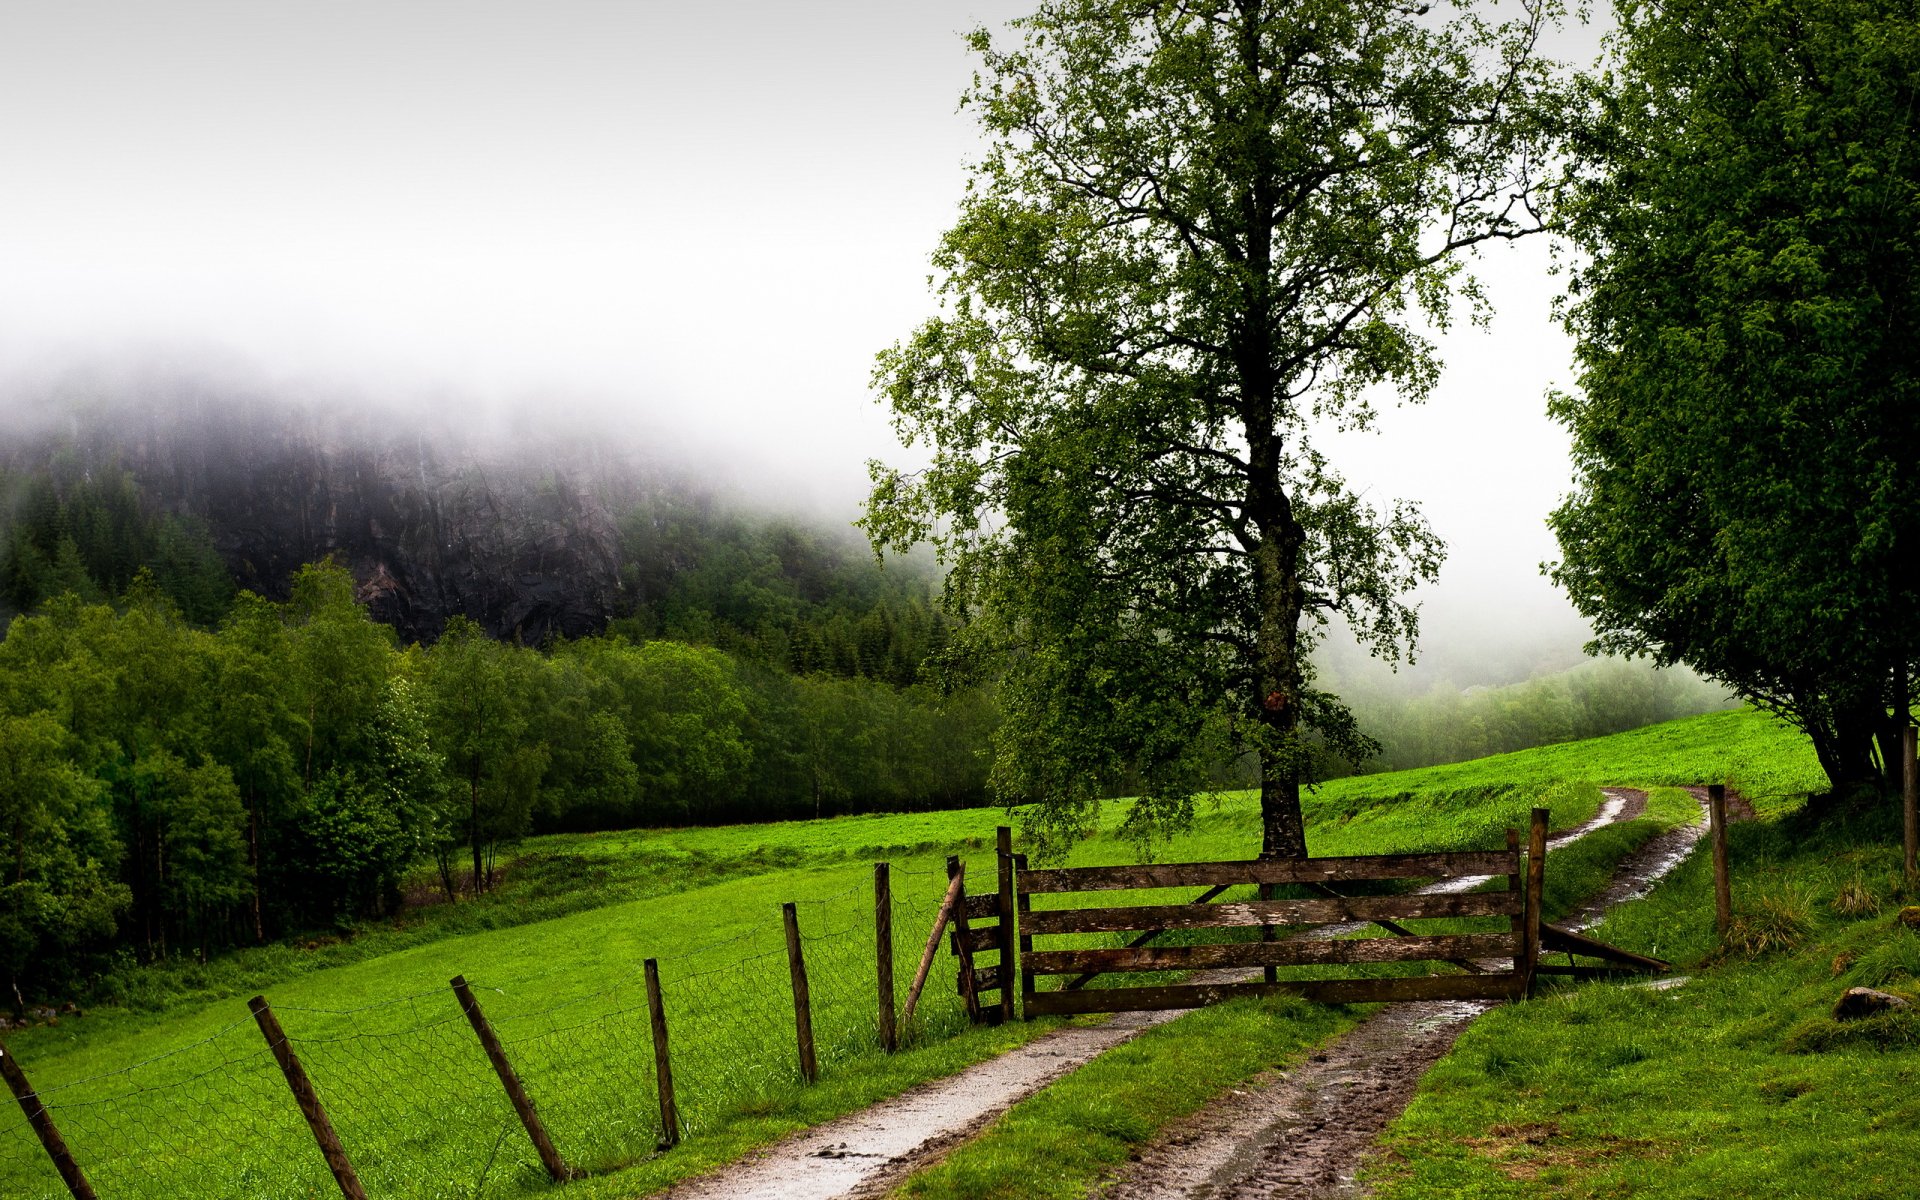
left=0, top=464, right=1000, bottom=1008
left=0, top=457, right=1728, bottom=1008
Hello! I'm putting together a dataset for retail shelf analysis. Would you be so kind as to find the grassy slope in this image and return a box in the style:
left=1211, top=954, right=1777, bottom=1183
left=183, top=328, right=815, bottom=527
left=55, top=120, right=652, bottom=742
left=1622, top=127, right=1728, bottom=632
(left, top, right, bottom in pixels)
left=1368, top=799, right=1920, bottom=1197
left=0, top=707, right=1818, bottom=1200
left=888, top=708, right=1825, bottom=1200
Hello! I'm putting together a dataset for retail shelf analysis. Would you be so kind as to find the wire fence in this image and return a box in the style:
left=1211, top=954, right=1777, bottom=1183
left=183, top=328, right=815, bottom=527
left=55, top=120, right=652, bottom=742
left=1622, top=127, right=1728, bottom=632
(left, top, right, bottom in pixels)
left=0, top=862, right=976, bottom=1200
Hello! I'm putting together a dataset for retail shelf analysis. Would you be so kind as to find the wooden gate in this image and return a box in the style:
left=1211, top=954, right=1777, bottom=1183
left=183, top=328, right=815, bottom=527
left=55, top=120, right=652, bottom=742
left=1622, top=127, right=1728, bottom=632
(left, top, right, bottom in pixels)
left=1013, top=809, right=1550, bottom=1017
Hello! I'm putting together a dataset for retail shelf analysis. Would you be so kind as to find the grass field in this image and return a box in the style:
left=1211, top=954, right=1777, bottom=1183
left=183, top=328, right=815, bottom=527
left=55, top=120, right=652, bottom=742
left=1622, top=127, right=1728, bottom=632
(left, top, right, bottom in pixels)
left=0, top=706, right=1821, bottom=1199
left=1365, top=793, right=1920, bottom=1198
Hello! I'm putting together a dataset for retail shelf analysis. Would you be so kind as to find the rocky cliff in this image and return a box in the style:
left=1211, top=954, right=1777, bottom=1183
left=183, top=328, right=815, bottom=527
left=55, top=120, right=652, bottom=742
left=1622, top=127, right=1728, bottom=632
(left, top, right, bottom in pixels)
left=5, top=384, right=644, bottom=644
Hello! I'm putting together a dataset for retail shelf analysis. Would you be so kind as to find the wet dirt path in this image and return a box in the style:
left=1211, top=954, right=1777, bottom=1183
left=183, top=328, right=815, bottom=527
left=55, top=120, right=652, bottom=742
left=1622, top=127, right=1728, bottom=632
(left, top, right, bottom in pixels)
left=661, top=786, right=1705, bottom=1200
left=1097, top=786, right=1715, bottom=1200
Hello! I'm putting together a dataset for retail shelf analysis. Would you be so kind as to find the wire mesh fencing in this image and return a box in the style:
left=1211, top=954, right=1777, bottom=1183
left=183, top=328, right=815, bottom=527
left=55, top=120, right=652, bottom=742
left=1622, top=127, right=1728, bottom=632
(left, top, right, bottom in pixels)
left=0, top=858, right=983, bottom=1200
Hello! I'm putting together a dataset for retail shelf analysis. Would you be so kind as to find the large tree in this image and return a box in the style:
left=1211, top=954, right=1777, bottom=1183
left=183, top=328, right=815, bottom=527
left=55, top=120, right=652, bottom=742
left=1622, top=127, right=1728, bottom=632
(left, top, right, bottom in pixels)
left=1548, top=0, right=1920, bottom=795
left=866, top=0, right=1565, bottom=856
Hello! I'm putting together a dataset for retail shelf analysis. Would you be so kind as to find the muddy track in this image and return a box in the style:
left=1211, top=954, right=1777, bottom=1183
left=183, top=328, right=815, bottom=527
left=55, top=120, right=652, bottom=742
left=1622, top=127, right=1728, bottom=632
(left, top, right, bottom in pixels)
left=1096, top=786, right=1717, bottom=1200
left=661, top=786, right=1708, bottom=1200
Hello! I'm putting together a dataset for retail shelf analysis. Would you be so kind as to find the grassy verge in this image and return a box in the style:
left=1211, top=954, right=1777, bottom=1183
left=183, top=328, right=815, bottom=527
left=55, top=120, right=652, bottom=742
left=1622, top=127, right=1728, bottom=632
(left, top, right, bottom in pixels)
left=1368, top=795, right=1920, bottom=1199
left=890, top=996, right=1355, bottom=1200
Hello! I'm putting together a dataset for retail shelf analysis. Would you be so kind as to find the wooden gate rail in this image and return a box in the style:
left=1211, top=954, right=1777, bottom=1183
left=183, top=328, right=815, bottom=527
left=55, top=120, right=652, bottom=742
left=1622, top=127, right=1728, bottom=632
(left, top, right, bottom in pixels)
left=1018, top=811, right=1548, bottom=1018
left=1017, top=850, right=1519, bottom=893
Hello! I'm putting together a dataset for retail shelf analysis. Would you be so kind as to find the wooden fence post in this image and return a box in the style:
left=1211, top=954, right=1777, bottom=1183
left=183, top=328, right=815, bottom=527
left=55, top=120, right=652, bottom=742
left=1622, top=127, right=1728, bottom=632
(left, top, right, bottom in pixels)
left=248, top=995, right=368, bottom=1200
left=946, top=855, right=981, bottom=1023
left=1523, top=809, right=1548, bottom=998
left=996, top=827, right=1016, bottom=1024
left=450, top=976, right=574, bottom=1182
left=1014, top=853, right=1035, bottom=1014
left=782, top=902, right=818, bottom=1084
left=0, top=1036, right=96, bottom=1200
left=875, top=863, right=897, bottom=1052
left=643, top=958, right=679, bottom=1148
left=1904, top=727, right=1917, bottom=890
left=1708, top=784, right=1731, bottom=936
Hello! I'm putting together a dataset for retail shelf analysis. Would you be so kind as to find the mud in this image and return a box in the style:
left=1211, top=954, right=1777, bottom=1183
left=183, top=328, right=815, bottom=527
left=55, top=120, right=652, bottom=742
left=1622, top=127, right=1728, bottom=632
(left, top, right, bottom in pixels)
left=666, top=784, right=1702, bottom=1200
left=1094, top=999, right=1487, bottom=1200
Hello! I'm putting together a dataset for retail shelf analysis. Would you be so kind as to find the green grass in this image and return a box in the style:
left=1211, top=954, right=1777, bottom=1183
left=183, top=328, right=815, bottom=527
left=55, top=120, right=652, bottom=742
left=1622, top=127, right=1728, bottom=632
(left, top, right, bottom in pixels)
left=1366, top=790, right=1920, bottom=1197
left=0, top=706, right=1823, bottom=1200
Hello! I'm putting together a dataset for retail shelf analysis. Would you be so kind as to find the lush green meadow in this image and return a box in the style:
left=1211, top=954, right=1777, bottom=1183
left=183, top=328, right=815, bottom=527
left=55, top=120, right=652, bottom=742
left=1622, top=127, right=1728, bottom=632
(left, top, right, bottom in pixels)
left=1366, top=789, right=1920, bottom=1197
left=0, top=707, right=1819, bottom=1199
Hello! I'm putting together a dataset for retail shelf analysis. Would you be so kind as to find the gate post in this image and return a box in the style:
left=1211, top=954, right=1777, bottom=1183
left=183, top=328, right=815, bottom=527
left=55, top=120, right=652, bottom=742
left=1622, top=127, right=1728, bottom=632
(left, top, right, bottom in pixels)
left=1523, top=808, right=1548, bottom=997
left=947, top=855, right=981, bottom=1022
left=996, top=827, right=1016, bottom=1024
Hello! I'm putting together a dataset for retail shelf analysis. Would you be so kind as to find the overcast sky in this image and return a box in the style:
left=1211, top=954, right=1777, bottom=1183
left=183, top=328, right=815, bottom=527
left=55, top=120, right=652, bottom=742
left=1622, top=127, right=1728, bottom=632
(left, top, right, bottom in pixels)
left=0, top=1, right=1614, bottom=684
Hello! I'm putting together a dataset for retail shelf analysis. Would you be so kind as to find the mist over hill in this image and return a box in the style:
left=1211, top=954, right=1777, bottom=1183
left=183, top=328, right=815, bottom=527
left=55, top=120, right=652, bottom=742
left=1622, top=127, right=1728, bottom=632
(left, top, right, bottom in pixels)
left=0, top=362, right=926, bottom=655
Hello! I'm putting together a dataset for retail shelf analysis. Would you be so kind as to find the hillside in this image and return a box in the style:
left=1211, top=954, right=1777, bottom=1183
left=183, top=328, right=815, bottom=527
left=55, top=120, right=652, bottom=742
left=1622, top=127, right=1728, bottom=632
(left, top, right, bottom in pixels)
left=0, top=706, right=1834, bottom=1199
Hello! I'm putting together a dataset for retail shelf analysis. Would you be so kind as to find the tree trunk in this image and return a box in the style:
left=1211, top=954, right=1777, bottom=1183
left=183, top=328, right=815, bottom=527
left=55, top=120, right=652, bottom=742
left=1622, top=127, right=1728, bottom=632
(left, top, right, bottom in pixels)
left=247, top=796, right=264, bottom=943
left=469, top=777, right=484, bottom=896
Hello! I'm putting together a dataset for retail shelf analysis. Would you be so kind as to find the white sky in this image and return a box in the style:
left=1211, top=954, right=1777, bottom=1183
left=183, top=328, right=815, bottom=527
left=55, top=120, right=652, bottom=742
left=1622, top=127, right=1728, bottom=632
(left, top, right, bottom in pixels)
left=0, top=0, right=1612, bottom=684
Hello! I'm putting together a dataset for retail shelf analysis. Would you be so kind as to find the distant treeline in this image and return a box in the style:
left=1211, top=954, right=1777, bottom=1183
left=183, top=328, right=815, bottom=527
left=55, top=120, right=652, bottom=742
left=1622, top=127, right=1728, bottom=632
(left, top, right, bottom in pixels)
left=1335, top=658, right=1735, bottom=775
left=0, top=561, right=993, bottom=1009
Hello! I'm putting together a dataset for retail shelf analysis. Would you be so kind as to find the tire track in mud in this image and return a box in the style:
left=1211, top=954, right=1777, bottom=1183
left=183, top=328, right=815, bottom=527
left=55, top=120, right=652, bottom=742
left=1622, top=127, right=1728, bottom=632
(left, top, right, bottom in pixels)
left=661, top=786, right=1706, bottom=1200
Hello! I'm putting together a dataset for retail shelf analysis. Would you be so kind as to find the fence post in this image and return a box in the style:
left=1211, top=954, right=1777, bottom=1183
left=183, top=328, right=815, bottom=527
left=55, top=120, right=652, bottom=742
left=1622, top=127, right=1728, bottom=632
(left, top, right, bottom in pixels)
left=874, top=863, right=897, bottom=1052
left=1523, top=809, right=1548, bottom=998
left=449, top=975, right=575, bottom=1182
left=0, top=1036, right=96, bottom=1200
left=643, top=959, right=680, bottom=1148
left=782, top=902, right=819, bottom=1084
left=1904, top=727, right=1917, bottom=891
left=1708, top=784, right=1731, bottom=935
left=996, top=826, right=1016, bottom=1024
left=248, top=995, right=368, bottom=1200
left=946, top=855, right=981, bottom=1023
left=1014, top=852, right=1035, bottom=1014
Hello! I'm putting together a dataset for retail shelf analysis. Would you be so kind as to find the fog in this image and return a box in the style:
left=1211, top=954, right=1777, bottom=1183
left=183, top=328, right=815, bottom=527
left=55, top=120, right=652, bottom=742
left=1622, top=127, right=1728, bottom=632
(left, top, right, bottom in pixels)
left=0, top=1, right=1672, bottom=696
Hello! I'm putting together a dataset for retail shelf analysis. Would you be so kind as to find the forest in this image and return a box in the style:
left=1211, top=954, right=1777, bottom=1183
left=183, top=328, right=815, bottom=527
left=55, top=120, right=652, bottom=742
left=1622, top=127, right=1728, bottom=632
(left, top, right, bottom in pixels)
left=0, top=454, right=1727, bottom=1011
left=0, top=464, right=1000, bottom=1010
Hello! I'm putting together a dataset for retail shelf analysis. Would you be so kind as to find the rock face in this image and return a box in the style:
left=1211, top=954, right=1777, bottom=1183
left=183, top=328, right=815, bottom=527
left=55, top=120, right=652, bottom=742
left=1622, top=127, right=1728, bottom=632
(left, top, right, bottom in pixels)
left=10, top=387, right=640, bottom=644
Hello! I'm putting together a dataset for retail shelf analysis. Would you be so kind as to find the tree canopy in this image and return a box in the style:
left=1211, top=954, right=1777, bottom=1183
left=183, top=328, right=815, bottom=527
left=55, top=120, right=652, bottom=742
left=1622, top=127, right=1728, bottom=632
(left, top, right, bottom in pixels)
left=1548, top=0, right=1920, bottom=794
left=868, top=0, right=1566, bottom=856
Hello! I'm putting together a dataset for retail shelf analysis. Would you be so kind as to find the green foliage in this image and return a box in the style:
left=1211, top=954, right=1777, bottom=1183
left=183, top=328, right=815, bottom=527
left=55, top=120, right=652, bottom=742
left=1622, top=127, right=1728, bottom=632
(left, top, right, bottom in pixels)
left=0, top=713, right=128, bottom=1011
left=1549, top=0, right=1920, bottom=792
left=0, top=465, right=233, bottom=625
left=0, top=551, right=997, bottom=1003
left=868, top=0, right=1569, bottom=858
